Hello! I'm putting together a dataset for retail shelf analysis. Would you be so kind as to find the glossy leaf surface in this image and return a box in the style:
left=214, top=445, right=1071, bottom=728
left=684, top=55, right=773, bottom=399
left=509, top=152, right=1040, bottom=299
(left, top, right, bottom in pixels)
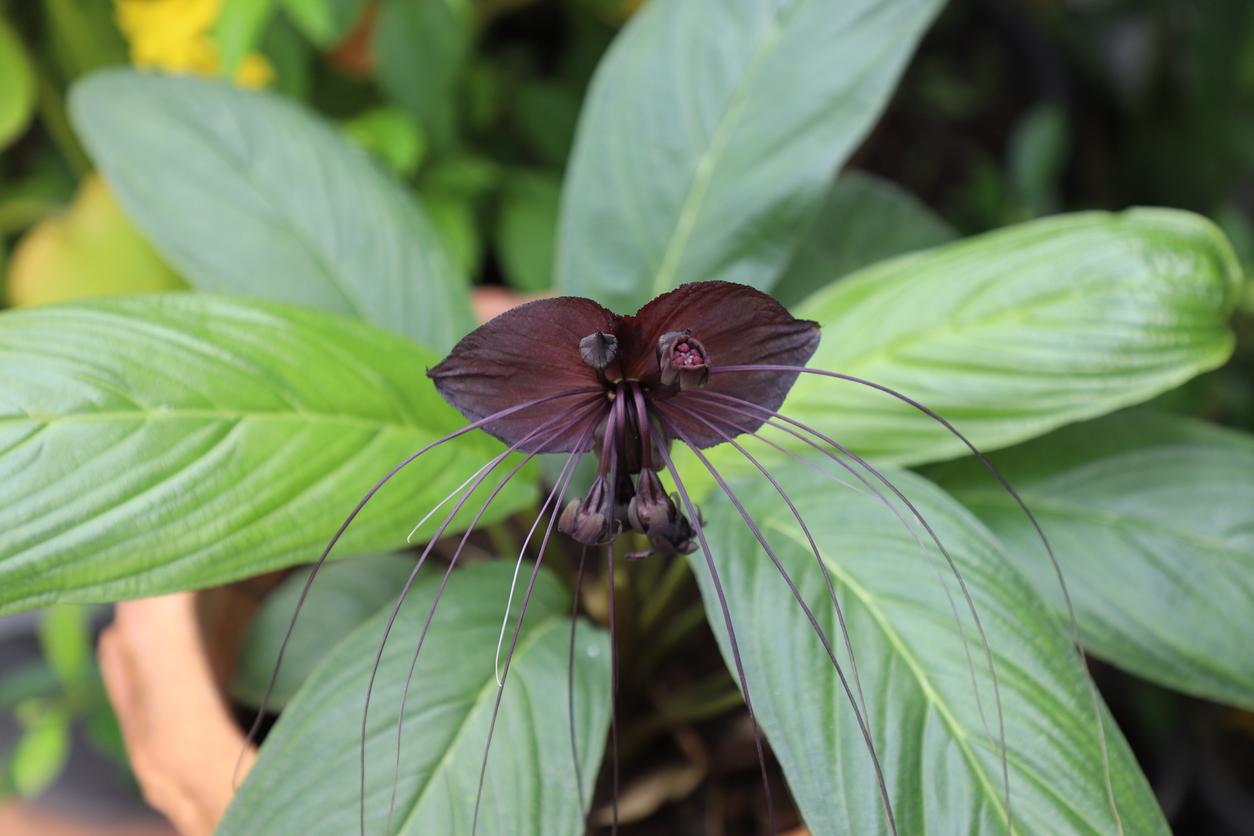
left=0, top=295, right=531, bottom=614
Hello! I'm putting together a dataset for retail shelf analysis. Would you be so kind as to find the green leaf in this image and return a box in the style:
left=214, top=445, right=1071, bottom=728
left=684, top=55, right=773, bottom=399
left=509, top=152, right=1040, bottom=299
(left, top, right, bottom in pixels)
left=43, top=0, right=127, bottom=81
left=495, top=171, right=560, bottom=292
left=1008, top=105, right=1068, bottom=218
left=374, top=0, right=473, bottom=152
left=342, top=107, right=426, bottom=177
left=927, top=411, right=1254, bottom=709
left=0, top=13, right=35, bottom=151
left=216, top=0, right=278, bottom=77
left=69, top=69, right=472, bottom=352
left=0, top=295, right=535, bottom=615
left=220, top=560, right=611, bottom=836
left=773, top=171, right=956, bottom=307
left=785, top=209, right=1244, bottom=464
left=556, top=0, right=945, bottom=312
left=6, top=173, right=186, bottom=307
left=9, top=707, right=71, bottom=797
left=235, top=554, right=418, bottom=709
left=38, top=604, right=93, bottom=686
left=687, top=460, right=1166, bottom=834
left=279, top=0, right=365, bottom=46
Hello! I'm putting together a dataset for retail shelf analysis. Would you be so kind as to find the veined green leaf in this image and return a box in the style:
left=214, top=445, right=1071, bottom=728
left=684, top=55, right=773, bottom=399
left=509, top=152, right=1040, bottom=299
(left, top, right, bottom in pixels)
left=785, top=209, right=1244, bottom=464
left=687, top=460, right=1166, bottom=834
left=234, top=554, right=418, bottom=710
left=0, top=295, right=534, bottom=615
left=556, top=0, right=945, bottom=312
left=69, top=70, right=472, bottom=352
left=221, top=560, right=611, bottom=836
left=773, top=170, right=956, bottom=306
left=928, top=411, right=1254, bottom=709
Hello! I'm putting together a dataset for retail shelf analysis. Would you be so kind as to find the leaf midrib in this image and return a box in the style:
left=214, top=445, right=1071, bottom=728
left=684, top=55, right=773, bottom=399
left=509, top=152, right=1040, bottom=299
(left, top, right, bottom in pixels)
left=761, top=517, right=1015, bottom=827
left=650, top=0, right=804, bottom=295
left=0, top=408, right=449, bottom=436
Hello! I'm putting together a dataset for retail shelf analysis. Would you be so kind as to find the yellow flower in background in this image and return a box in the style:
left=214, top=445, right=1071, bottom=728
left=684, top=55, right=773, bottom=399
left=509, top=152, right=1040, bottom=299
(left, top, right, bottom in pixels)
left=115, top=0, right=273, bottom=88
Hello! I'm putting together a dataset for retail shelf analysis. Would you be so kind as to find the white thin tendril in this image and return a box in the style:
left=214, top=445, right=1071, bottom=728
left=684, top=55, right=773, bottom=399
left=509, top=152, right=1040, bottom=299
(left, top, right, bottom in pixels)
left=406, top=459, right=496, bottom=544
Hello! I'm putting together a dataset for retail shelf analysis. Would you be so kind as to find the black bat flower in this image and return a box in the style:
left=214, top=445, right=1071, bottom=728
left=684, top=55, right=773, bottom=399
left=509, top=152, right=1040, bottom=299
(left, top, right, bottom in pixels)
left=250, top=281, right=1104, bottom=836
left=429, top=281, right=820, bottom=557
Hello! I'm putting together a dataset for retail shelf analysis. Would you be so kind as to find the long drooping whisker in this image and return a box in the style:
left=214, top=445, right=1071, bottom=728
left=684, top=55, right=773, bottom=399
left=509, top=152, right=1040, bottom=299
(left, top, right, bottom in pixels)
left=713, top=363, right=1120, bottom=832
left=655, top=409, right=898, bottom=834
left=239, top=386, right=604, bottom=786
left=681, top=393, right=994, bottom=758
left=689, top=388, right=1010, bottom=825
left=652, top=435, right=776, bottom=835
left=606, top=542, right=620, bottom=836
left=381, top=412, right=600, bottom=834
left=568, top=546, right=589, bottom=816
left=656, top=400, right=872, bottom=718
left=364, top=403, right=602, bottom=835
left=406, top=457, right=495, bottom=544
left=494, top=427, right=597, bottom=686
left=470, top=436, right=589, bottom=836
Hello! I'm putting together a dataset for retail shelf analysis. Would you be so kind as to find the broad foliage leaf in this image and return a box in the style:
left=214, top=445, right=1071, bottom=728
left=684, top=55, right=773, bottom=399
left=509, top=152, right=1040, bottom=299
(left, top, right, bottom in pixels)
left=688, top=461, right=1168, bottom=834
left=929, top=411, right=1254, bottom=709
left=234, top=554, right=418, bottom=710
left=0, top=295, right=532, bottom=614
left=556, top=0, right=945, bottom=312
left=70, top=70, right=472, bottom=352
left=786, top=209, right=1243, bottom=464
left=773, top=171, right=956, bottom=306
left=220, top=560, right=611, bottom=836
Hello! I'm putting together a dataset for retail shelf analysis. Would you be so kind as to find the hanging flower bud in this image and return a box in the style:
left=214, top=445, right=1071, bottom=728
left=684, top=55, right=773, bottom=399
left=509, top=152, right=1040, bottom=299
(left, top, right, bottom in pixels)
left=657, top=330, right=709, bottom=391
left=627, top=469, right=699, bottom=556
left=558, top=474, right=620, bottom=545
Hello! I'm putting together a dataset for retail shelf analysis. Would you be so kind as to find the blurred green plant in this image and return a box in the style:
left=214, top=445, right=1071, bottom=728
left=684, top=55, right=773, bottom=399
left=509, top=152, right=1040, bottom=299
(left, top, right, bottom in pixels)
left=1, top=605, right=125, bottom=799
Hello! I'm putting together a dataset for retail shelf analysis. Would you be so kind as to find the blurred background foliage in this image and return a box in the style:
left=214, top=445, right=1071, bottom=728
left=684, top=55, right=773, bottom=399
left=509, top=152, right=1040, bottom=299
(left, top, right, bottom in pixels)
left=0, top=0, right=1251, bottom=831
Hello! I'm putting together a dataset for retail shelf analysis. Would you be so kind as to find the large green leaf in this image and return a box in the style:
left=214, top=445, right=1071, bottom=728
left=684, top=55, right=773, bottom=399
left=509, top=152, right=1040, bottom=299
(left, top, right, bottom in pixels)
left=784, top=209, right=1243, bottom=464
left=234, top=553, right=418, bottom=710
left=928, top=411, right=1254, bottom=709
left=555, top=0, right=945, bottom=312
left=69, top=70, right=472, bottom=352
left=773, top=171, right=956, bottom=307
left=221, top=560, right=611, bottom=836
left=0, top=295, right=533, bottom=615
left=686, top=460, right=1166, bottom=834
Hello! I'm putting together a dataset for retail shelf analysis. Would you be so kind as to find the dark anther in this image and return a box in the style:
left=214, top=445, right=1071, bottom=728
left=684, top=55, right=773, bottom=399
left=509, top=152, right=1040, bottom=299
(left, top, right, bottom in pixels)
left=558, top=474, right=620, bottom=545
left=626, top=469, right=699, bottom=556
left=656, top=329, right=709, bottom=391
left=579, top=331, right=619, bottom=371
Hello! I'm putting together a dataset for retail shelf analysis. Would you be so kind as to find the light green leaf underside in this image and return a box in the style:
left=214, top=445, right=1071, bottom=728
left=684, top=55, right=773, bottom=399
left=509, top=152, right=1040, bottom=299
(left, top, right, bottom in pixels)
left=786, top=208, right=1243, bottom=465
left=220, top=560, right=611, bottom=836
left=70, top=69, right=472, bottom=352
left=0, top=295, right=533, bottom=614
left=772, top=170, right=956, bottom=307
left=688, top=461, right=1167, bottom=834
left=928, top=410, right=1254, bottom=709
left=556, top=0, right=944, bottom=313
